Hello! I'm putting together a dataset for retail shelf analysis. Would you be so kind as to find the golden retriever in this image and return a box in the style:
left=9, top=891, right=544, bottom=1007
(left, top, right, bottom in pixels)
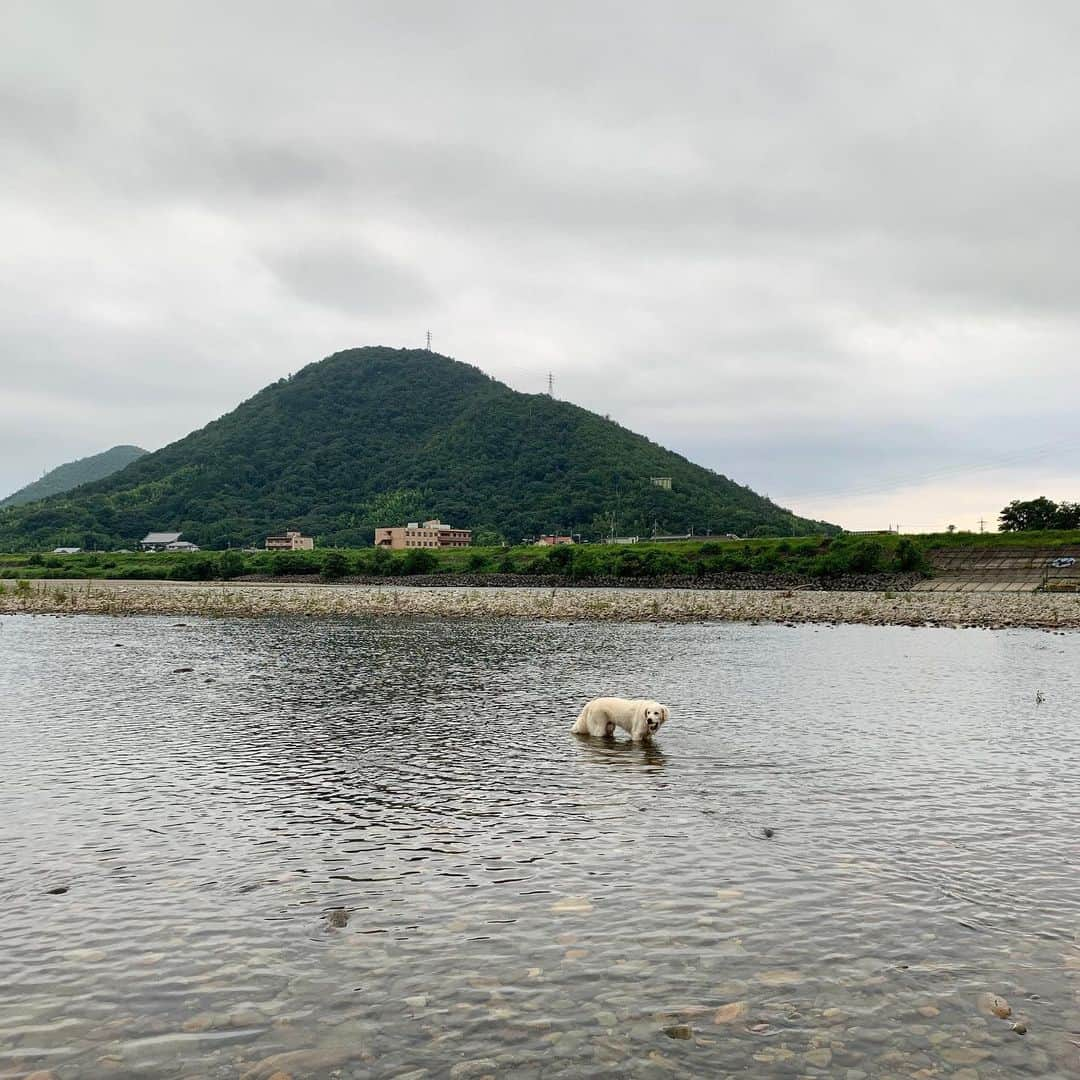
left=571, top=697, right=669, bottom=741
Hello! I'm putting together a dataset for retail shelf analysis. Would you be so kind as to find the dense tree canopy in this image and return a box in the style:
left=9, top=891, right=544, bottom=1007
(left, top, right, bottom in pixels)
left=999, top=497, right=1080, bottom=532
left=0, top=347, right=838, bottom=550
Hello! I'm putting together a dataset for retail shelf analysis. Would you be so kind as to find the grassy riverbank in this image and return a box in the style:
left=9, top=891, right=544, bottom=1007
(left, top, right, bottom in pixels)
left=4, top=531, right=1078, bottom=588
left=0, top=533, right=934, bottom=583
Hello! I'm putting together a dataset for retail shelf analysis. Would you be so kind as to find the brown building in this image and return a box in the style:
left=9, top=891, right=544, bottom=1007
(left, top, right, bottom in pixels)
left=266, top=530, right=314, bottom=551
left=374, top=519, right=472, bottom=549
left=536, top=535, right=573, bottom=546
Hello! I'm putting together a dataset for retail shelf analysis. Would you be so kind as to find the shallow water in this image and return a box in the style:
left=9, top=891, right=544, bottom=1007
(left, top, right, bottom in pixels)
left=1, top=615, right=1078, bottom=1078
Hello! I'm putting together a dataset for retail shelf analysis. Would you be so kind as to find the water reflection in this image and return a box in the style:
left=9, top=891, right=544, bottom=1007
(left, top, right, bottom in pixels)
left=572, top=732, right=669, bottom=769
left=1, top=615, right=1078, bottom=1078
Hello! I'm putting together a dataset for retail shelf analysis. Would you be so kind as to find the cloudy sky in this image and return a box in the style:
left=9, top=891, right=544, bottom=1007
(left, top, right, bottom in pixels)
left=3, top=1, right=1078, bottom=531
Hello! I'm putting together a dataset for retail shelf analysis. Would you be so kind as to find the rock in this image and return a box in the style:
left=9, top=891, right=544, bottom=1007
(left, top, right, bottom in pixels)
left=804, top=1048, right=832, bottom=1068
left=916, top=1005, right=939, bottom=1018
left=240, top=1048, right=357, bottom=1080
left=595, top=1010, right=617, bottom=1027
left=172, top=667, right=194, bottom=674
left=46, top=886, right=69, bottom=895
left=1011, top=1021, right=1027, bottom=1035
left=663, top=1024, right=692, bottom=1039
left=404, top=993, right=428, bottom=1008
left=712, top=1001, right=748, bottom=1024
left=325, top=907, right=349, bottom=927
left=448, top=1060, right=498, bottom=1079
left=940, top=1046, right=991, bottom=1066
left=756, top=969, right=803, bottom=987
left=564, top=948, right=588, bottom=961
left=761, top=827, right=775, bottom=838
left=976, top=992, right=1011, bottom=1019
left=550, top=897, right=593, bottom=914
left=23, top=1071, right=60, bottom=1080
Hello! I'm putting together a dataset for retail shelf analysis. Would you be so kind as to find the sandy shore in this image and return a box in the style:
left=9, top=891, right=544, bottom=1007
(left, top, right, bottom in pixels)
left=3, top=578, right=1079, bottom=628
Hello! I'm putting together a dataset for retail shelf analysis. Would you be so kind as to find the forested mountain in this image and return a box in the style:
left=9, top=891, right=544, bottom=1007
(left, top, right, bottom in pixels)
left=0, top=445, right=147, bottom=508
left=0, top=347, right=836, bottom=550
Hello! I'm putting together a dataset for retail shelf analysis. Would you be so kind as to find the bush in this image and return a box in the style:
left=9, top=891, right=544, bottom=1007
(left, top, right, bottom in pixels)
left=270, top=552, right=319, bottom=576
left=468, top=552, right=488, bottom=571
left=321, top=551, right=350, bottom=580
left=848, top=539, right=883, bottom=573
left=401, top=548, right=437, bottom=575
left=545, top=544, right=573, bottom=571
left=218, top=550, right=247, bottom=579
left=894, top=538, right=925, bottom=572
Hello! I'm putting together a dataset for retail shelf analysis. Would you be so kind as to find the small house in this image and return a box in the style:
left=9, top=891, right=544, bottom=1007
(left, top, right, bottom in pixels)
left=141, top=531, right=183, bottom=552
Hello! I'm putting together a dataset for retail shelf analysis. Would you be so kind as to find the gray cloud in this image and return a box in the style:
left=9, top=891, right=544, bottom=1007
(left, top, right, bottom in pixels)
left=1, top=0, right=1078, bottom=529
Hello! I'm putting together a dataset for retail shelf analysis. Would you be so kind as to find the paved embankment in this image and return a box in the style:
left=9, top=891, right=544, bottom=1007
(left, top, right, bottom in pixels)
left=3, top=578, right=1080, bottom=628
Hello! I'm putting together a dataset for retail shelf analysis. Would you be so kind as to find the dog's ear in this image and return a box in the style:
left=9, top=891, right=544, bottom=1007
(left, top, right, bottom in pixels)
left=660, top=705, right=669, bottom=724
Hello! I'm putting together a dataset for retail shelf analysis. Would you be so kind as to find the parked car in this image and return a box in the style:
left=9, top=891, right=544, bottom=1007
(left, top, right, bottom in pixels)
left=1048, top=556, right=1076, bottom=568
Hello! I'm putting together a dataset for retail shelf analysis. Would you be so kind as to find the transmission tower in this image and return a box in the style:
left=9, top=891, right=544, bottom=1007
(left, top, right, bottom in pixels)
left=547, top=372, right=554, bottom=397
left=425, top=331, right=432, bottom=351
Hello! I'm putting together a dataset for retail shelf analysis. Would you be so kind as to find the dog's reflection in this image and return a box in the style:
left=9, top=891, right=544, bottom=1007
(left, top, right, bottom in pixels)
left=572, top=732, right=668, bottom=768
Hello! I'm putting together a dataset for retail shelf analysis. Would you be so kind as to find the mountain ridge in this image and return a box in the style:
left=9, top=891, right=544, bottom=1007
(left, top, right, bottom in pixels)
left=0, top=444, right=147, bottom=509
left=0, top=347, right=837, bottom=550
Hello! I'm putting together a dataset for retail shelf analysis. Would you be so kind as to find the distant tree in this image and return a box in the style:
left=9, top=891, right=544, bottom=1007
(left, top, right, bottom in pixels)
left=946, top=524, right=957, bottom=533
left=999, top=497, right=1073, bottom=531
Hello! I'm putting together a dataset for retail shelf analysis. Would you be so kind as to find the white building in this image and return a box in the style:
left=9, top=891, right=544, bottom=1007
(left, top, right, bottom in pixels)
left=141, top=531, right=199, bottom=552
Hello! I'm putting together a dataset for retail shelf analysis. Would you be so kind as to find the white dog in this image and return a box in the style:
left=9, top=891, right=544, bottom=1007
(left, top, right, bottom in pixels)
left=571, top=697, right=669, bottom=742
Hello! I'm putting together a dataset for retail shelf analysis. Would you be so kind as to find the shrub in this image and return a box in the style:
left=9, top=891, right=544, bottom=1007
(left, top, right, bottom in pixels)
left=894, top=538, right=925, bottom=572
left=401, top=548, right=437, bottom=575
left=271, top=552, right=319, bottom=576
left=545, top=544, right=573, bottom=571
left=321, top=551, right=350, bottom=580
left=218, top=550, right=247, bottom=579
left=848, top=539, right=884, bottom=573
left=468, top=552, right=488, bottom=571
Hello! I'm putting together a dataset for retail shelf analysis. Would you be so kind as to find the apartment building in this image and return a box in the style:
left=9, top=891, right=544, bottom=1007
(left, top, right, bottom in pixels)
left=265, top=530, right=314, bottom=551
left=374, top=519, right=472, bottom=549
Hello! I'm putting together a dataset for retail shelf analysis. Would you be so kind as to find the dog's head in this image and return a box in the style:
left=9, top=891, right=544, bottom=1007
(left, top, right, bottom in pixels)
left=640, top=700, right=669, bottom=737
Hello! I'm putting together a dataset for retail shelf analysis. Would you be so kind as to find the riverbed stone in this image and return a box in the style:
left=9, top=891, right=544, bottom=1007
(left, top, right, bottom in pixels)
left=712, top=1001, right=748, bottom=1024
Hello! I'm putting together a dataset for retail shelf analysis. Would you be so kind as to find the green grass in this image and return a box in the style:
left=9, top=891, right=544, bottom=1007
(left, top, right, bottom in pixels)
left=6, top=530, right=1074, bottom=584
left=917, top=529, right=1080, bottom=549
left=0, top=533, right=933, bottom=582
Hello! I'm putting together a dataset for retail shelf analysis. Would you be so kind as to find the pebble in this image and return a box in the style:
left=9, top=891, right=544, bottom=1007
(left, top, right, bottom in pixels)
left=325, top=907, right=349, bottom=928
left=8, top=580, right=1080, bottom=629
left=448, top=1059, right=498, bottom=1078
left=662, top=1023, right=692, bottom=1039
left=712, top=1001, right=748, bottom=1024
left=550, top=897, right=593, bottom=914
left=976, top=992, right=1011, bottom=1019
left=1011, top=1021, right=1027, bottom=1035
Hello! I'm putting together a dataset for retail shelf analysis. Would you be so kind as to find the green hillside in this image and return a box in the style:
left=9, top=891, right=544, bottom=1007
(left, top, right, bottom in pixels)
left=0, top=347, right=837, bottom=550
left=0, top=445, right=147, bottom=509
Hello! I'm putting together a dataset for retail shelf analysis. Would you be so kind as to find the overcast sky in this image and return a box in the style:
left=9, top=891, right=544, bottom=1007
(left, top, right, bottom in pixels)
left=3, top=1, right=1078, bottom=531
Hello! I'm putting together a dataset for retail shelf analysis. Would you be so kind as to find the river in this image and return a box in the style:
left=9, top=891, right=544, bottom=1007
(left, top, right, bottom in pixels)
left=1, top=615, right=1077, bottom=1077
